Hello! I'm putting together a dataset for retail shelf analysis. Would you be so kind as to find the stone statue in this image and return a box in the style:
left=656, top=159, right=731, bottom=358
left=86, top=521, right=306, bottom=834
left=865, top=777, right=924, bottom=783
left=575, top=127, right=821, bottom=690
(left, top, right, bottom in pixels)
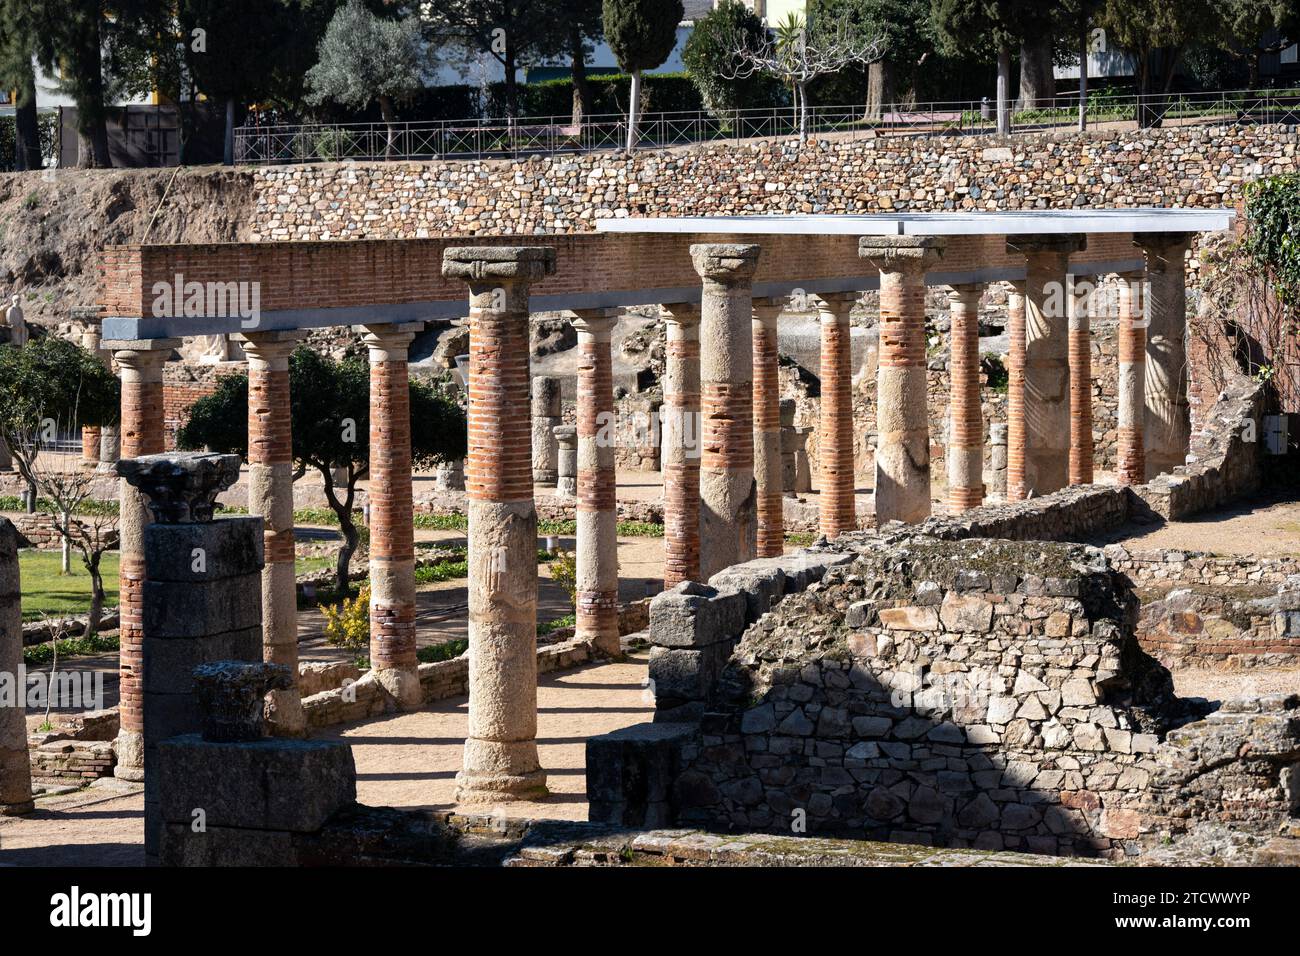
left=2, top=295, right=27, bottom=348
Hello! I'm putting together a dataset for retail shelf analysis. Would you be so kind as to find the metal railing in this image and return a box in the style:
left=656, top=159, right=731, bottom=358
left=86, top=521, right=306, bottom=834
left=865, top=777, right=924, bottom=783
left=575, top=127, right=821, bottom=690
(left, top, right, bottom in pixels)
left=234, top=86, right=1300, bottom=165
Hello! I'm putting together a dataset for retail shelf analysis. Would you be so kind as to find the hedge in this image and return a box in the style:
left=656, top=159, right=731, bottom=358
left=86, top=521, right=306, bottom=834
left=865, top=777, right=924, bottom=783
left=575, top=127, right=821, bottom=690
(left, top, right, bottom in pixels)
left=0, top=111, right=58, bottom=173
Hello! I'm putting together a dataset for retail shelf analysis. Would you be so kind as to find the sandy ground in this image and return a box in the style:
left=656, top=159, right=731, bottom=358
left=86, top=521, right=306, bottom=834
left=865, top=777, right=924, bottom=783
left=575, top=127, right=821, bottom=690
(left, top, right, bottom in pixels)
left=1087, top=492, right=1300, bottom=557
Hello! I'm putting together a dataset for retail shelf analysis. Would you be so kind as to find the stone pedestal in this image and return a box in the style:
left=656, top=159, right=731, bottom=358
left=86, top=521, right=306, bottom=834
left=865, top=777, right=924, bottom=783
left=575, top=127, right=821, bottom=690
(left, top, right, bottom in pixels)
left=531, top=375, right=562, bottom=485
left=1009, top=234, right=1084, bottom=495
left=1068, top=275, right=1095, bottom=485
left=860, top=237, right=945, bottom=525
left=661, top=302, right=702, bottom=587
left=752, top=298, right=784, bottom=556
left=1136, top=233, right=1192, bottom=479
left=444, top=245, right=555, bottom=804
left=554, top=425, right=578, bottom=498
left=1117, top=272, right=1148, bottom=486
left=358, top=322, right=424, bottom=711
left=690, top=244, right=760, bottom=578
left=814, top=292, right=857, bottom=538
left=570, top=308, right=621, bottom=657
left=104, top=338, right=181, bottom=783
left=116, top=452, right=262, bottom=863
left=946, top=283, right=985, bottom=512
left=0, top=519, right=32, bottom=816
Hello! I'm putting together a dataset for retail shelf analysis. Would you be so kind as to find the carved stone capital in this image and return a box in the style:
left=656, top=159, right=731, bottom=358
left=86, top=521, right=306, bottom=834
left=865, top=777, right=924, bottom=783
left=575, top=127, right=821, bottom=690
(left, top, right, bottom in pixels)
left=116, top=452, right=241, bottom=523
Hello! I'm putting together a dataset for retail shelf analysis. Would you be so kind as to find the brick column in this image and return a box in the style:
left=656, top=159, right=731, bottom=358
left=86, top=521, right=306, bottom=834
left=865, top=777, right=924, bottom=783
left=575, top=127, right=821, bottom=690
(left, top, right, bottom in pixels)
left=0, top=519, right=32, bottom=815
left=1008, top=234, right=1084, bottom=495
left=814, top=292, right=857, bottom=538
left=690, top=244, right=760, bottom=578
left=1116, top=271, right=1148, bottom=486
left=946, top=283, right=984, bottom=512
left=358, top=321, right=424, bottom=711
left=81, top=426, right=102, bottom=464
left=1068, top=275, right=1095, bottom=485
left=237, top=330, right=305, bottom=735
left=1004, top=280, right=1028, bottom=501
left=660, top=302, right=702, bottom=587
left=443, top=246, right=555, bottom=804
left=1135, top=232, right=1192, bottom=479
left=752, top=297, right=784, bottom=556
left=104, top=338, right=179, bottom=782
left=570, top=307, right=621, bottom=658
left=860, top=237, right=944, bottom=525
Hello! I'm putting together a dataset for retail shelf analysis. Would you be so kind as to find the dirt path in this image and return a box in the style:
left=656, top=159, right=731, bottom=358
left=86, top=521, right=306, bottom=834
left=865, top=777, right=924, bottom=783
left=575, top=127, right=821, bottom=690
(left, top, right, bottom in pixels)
left=1089, top=493, right=1300, bottom=557
left=0, top=779, right=144, bottom=867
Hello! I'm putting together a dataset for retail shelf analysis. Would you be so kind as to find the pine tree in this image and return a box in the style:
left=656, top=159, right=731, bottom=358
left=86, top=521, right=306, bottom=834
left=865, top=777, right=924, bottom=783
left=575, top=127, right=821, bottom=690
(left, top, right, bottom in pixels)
left=603, top=0, right=684, bottom=151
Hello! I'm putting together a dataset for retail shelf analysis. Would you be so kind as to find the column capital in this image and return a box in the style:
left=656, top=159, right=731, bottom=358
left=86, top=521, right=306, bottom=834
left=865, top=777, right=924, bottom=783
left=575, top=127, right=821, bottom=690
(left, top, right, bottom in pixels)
left=859, top=236, right=946, bottom=273
left=812, top=291, right=859, bottom=318
left=441, top=245, right=557, bottom=285
left=235, top=329, right=303, bottom=364
left=568, top=306, right=620, bottom=336
left=356, top=321, right=423, bottom=359
left=661, top=301, right=702, bottom=326
left=946, top=283, right=983, bottom=306
left=1132, top=231, right=1192, bottom=254
left=689, top=243, right=760, bottom=283
left=108, top=339, right=180, bottom=377
left=752, top=297, right=784, bottom=325
left=1006, top=233, right=1087, bottom=257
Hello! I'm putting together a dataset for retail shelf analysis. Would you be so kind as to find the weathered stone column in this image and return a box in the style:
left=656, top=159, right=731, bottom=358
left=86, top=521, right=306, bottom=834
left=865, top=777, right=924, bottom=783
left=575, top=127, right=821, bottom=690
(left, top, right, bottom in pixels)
left=690, top=244, right=760, bottom=578
left=1008, top=234, right=1084, bottom=495
left=570, top=307, right=621, bottom=658
left=1004, top=280, right=1028, bottom=501
left=531, top=375, right=562, bottom=485
left=989, top=422, right=1008, bottom=497
left=1116, top=270, right=1148, bottom=486
left=860, top=237, right=944, bottom=525
left=99, top=425, right=120, bottom=467
left=554, top=425, right=578, bottom=498
left=359, top=321, right=424, bottom=710
left=814, top=292, right=857, bottom=538
left=104, top=338, right=180, bottom=782
left=1136, top=232, right=1192, bottom=478
left=660, top=302, right=702, bottom=587
left=443, top=245, right=555, bottom=804
left=1068, top=275, right=1095, bottom=485
left=236, top=330, right=305, bottom=735
left=946, top=283, right=984, bottom=512
left=116, top=452, right=260, bottom=862
left=752, top=297, right=784, bottom=556
left=0, top=518, right=32, bottom=816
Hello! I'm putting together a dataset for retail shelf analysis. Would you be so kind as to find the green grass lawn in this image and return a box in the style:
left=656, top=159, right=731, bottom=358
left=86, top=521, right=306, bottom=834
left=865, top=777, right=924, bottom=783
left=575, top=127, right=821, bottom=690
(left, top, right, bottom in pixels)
left=19, top=550, right=120, bottom=621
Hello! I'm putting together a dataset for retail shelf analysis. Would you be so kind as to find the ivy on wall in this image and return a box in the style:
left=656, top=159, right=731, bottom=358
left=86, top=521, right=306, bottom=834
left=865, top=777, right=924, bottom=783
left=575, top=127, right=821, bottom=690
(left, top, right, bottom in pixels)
left=1244, top=172, right=1300, bottom=307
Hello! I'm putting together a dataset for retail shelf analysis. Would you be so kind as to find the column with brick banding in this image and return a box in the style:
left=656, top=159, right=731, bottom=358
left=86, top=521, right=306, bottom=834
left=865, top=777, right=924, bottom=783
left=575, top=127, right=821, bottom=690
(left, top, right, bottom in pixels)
left=860, top=237, right=944, bottom=525
left=443, top=246, right=555, bottom=804
left=1135, top=232, right=1192, bottom=479
left=359, top=321, right=424, bottom=710
left=690, top=244, right=760, bottom=579
left=814, top=292, right=857, bottom=537
left=1005, top=279, right=1028, bottom=501
left=237, top=330, right=305, bottom=735
left=104, top=338, right=180, bottom=781
left=1116, top=270, right=1148, bottom=485
left=660, top=302, right=702, bottom=587
left=1008, top=234, right=1085, bottom=495
left=1068, top=275, right=1095, bottom=485
left=946, top=283, right=984, bottom=512
left=752, top=297, right=784, bottom=556
left=569, top=307, right=621, bottom=658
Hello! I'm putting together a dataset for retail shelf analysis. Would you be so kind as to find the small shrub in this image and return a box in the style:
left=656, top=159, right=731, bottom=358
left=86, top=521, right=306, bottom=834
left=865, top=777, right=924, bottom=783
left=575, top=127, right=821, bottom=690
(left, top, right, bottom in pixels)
left=548, top=550, right=578, bottom=610
left=321, top=583, right=370, bottom=656
left=417, top=638, right=468, bottom=663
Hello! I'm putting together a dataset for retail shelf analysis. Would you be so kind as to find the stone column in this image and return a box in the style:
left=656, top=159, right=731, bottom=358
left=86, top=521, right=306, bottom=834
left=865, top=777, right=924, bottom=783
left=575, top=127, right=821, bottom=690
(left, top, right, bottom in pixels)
left=117, top=452, right=260, bottom=862
left=660, top=302, right=702, bottom=587
left=988, top=422, right=1008, bottom=498
left=358, top=321, right=425, bottom=711
left=554, top=425, right=578, bottom=498
left=236, top=330, right=305, bottom=736
left=1068, top=275, right=1095, bottom=486
left=946, top=283, right=984, bottom=512
left=860, top=237, right=945, bottom=525
left=752, top=297, right=784, bottom=556
left=1136, top=233, right=1192, bottom=478
left=1008, top=234, right=1084, bottom=495
left=570, top=308, right=621, bottom=658
left=814, top=292, right=857, bottom=538
left=104, top=338, right=180, bottom=782
left=99, top=425, right=120, bottom=467
left=1004, top=280, right=1028, bottom=501
left=443, top=245, right=555, bottom=804
left=690, top=244, right=760, bottom=578
left=1116, top=271, right=1148, bottom=486
left=531, top=376, right=562, bottom=485
left=0, top=519, right=32, bottom=816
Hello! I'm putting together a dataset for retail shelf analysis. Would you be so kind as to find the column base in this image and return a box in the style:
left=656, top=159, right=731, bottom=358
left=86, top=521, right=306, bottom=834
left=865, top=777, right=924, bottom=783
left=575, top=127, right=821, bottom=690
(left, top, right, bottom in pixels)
left=113, top=729, right=145, bottom=782
left=264, top=687, right=307, bottom=737
left=374, top=665, right=423, bottom=711
left=456, top=738, right=548, bottom=804
left=0, top=800, right=35, bottom=816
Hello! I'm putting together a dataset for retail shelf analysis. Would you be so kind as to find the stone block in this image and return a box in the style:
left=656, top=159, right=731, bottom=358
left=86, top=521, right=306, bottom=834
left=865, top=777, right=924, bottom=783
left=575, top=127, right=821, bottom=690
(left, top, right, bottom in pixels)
left=142, top=574, right=263, bottom=639
left=141, top=628, right=262, bottom=694
left=158, top=736, right=356, bottom=832
left=159, top=823, right=296, bottom=867
left=142, top=516, right=264, bottom=582
left=649, top=582, right=746, bottom=648
left=648, top=644, right=728, bottom=702
left=586, top=722, right=693, bottom=827
left=709, top=560, right=787, bottom=625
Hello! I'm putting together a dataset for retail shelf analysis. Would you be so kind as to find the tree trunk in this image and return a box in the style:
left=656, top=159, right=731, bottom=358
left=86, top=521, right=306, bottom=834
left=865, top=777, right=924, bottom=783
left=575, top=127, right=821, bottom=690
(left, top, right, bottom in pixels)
left=503, top=46, right=519, bottom=118
left=797, top=80, right=810, bottom=140
left=61, top=514, right=71, bottom=574
left=224, top=97, right=235, bottom=166
left=321, top=467, right=359, bottom=593
left=997, top=44, right=1012, bottom=135
left=378, top=94, right=397, bottom=159
left=570, top=27, right=591, bottom=127
left=25, top=476, right=36, bottom=513
left=1078, top=27, right=1089, bottom=132
left=86, top=560, right=103, bottom=640
left=1017, top=37, right=1055, bottom=110
left=865, top=59, right=895, bottom=122
left=74, top=20, right=111, bottom=169
left=13, top=58, right=42, bottom=171
left=626, top=69, right=642, bottom=153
